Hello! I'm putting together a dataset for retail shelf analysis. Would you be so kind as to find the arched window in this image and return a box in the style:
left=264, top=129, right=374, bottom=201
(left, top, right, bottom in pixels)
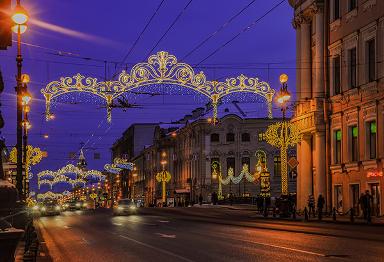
left=210, top=133, right=220, bottom=142
left=241, top=133, right=250, bottom=142
left=226, top=133, right=235, bottom=142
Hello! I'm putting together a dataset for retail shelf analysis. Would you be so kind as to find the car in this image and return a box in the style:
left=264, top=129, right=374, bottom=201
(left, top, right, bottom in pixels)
left=68, top=201, right=77, bottom=211
left=40, top=201, right=61, bottom=216
left=113, top=199, right=139, bottom=216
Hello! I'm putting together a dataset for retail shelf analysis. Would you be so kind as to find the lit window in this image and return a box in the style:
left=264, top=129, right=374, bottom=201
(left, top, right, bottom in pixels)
left=335, top=130, right=342, bottom=164
left=258, top=133, right=265, bottom=142
left=350, top=126, right=358, bottom=162
left=368, top=121, right=376, bottom=159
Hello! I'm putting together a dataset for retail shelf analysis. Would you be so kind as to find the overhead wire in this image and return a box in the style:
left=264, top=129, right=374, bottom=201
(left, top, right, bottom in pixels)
left=196, top=0, right=286, bottom=66
left=181, top=0, right=257, bottom=61
left=145, top=0, right=194, bottom=59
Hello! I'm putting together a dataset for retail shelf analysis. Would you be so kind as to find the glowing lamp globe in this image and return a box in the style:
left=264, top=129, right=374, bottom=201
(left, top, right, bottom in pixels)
left=279, top=74, right=288, bottom=84
left=21, top=73, right=30, bottom=83
left=11, top=24, right=27, bottom=34
left=11, top=5, right=29, bottom=25
left=22, top=91, right=32, bottom=105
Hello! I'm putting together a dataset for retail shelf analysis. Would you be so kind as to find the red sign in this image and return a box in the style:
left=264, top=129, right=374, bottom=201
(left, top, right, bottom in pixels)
left=367, top=171, right=383, bottom=178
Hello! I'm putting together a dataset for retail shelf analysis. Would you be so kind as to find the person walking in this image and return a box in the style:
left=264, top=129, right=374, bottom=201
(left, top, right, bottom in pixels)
left=198, top=194, right=203, bottom=206
left=308, top=194, right=315, bottom=218
left=364, top=190, right=373, bottom=223
left=317, top=194, right=325, bottom=221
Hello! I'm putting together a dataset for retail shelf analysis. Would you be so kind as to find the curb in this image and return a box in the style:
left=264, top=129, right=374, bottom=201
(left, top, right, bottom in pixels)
left=34, top=221, right=53, bottom=262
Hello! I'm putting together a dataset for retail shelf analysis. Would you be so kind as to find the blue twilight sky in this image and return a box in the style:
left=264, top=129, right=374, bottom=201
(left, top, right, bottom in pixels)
left=0, top=0, right=296, bottom=193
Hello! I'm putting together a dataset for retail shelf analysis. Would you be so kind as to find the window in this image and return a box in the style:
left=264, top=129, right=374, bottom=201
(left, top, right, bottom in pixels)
left=367, top=39, right=375, bottom=82
left=273, top=156, right=281, bottom=177
left=334, top=0, right=340, bottom=20
left=368, top=121, right=377, bottom=159
left=241, top=133, right=250, bottom=142
left=226, top=157, right=235, bottom=174
left=334, top=185, right=343, bottom=212
left=333, top=55, right=341, bottom=95
left=211, top=158, right=220, bottom=178
left=210, top=133, right=219, bottom=142
left=226, top=133, right=235, bottom=142
left=348, top=0, right=356, bottom=11
left=335, top=130, right=342, bottom=164
left=241, top=157, right=250, bottom=170
left=350, top=126, right=358, bottom=162
left=258, top=133, right=265, bottom=142
left=349, top=48, right=357, bottom=88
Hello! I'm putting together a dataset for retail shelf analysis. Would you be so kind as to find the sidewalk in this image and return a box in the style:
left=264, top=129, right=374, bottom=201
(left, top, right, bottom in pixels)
left=191, top=203, right=384, bottom=225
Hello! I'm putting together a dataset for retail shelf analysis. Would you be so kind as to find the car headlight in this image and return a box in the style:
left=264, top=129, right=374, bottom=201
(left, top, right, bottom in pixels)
left=129, top=206, right=136, bottom=210
left=41, top=207, right=46, bottom=211
left=76, top=203, right=81, bottom=207
left=83, top=203, right=87, bottom=207
left=55, top=206, right=61, bottom=211
left=32, top=206, right=39, bottom=210
left=117, top=206, right=123, bottom=210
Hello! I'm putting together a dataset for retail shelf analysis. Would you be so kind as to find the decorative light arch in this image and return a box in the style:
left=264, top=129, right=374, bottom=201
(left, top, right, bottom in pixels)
left=41, top=51, right=275, bottom=123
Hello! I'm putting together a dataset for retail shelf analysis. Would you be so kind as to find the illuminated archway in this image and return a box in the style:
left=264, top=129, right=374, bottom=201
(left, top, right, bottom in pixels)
left=41, top=51, right=275, bottom=123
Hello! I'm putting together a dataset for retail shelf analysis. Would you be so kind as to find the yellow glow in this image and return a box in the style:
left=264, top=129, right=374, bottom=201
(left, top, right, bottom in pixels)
left=133, top=173, right=138, bottom=177
left=276, top=91, right=291, bottom=105
left=161, top=152, right=166, bottom=158
left=12, top=24, right=27, bottom=34
left=12, top=5, right=29, bottom=25
left=48, top=114, right=55, bottom=120
left=279, top=74, right=288, bottom=84
left=43, top=134, right=49, bottom=139
left=21, top=74, right=30, bottom=84
left=160, top=160, right=167, bottom=165
left=23, top=105, right=30, bottom=113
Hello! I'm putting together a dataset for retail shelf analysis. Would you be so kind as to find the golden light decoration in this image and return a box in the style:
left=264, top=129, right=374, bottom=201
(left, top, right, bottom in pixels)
left=37, top=191, right=63, bottom=201
left=211, top=160, right=224, bottom=200
left=156, top=170, right=171, bottom=203
left=10, top=145, right=45, bottom=186
left=41, top=51, right=275, bottom=123
left=264, top=121, right=301, bottom=195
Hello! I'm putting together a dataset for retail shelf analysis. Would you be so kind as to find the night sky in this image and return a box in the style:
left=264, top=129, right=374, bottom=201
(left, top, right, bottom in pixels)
left=0, top=0, right=296, bottom=194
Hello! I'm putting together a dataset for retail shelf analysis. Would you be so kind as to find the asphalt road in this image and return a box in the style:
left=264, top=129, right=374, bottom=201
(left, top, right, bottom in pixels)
left=36, top=208, right=384, bottom=262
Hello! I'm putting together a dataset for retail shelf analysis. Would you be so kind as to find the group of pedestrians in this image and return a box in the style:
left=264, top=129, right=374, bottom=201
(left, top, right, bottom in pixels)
left=359, top=190, right=373, bottom=223
left=307, top=194, right=325, bottom=220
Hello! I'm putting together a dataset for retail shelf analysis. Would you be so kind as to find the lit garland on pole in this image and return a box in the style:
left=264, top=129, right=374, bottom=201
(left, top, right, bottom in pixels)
left=37, top=191, right=63, bottom=200
left=41, top=51, right=275, bottom=124
left=264, top=121, right=301, bottom=195
left=156, top=170, right=171, bottom=204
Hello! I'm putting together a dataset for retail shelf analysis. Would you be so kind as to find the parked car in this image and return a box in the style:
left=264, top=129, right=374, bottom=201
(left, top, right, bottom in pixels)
left=113, top=199, right=139, bottom=216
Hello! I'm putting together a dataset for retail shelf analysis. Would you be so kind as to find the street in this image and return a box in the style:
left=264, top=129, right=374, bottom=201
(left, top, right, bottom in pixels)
left=35, top=208, right=384, bottom=262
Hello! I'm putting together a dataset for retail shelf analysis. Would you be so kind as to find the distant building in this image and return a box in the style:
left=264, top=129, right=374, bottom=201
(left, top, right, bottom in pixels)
left=289, top=0, right=384, bottom=215
left=118, top=104, right=296, bottom=206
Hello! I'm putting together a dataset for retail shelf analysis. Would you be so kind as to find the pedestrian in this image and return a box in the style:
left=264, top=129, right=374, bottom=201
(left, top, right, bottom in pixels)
left=308, top=194, right=315, bottom=218
left=198, top=194, right=203, bottom=206
left=359, top=193, right=366, bottom=219
left=364, top=190, right=373, bottom=223
left=317, top=194, right=325, bottom=221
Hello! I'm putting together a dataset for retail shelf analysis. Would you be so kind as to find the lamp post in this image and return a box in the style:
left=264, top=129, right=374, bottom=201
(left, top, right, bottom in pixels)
left=22, top=75, right=31, bottom=198
left=12, top=0, right=29, bottom=200
left=265, top=74, right=301, bottom=196
left=156, top=152, right=171, bottom=205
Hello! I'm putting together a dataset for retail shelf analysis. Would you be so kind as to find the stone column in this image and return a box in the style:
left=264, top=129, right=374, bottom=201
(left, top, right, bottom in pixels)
left=314, top=7, right=324, bottom=98
left=294, top=20, right=301, bottom=101
left=300, top=19, right=312, bottom=100
left=296, top=143, right=302, bottom=205
left=313, top=132, right=326, bottom=199
left=298, top=134, right=313, bottom=209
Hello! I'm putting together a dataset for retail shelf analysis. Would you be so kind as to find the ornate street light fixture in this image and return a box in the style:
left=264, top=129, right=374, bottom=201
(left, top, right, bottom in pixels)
left=12, top=0, right=29, bottom=200
left=265, top=74, right=301, bottom=196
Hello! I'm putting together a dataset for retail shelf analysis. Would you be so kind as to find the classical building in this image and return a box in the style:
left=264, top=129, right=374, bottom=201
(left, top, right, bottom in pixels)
left=290, top=0, right=384, bottom=215
left=118, top=105, right=297, bottom=206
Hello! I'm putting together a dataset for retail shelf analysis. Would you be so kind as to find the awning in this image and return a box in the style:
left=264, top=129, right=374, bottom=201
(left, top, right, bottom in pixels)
left=175, top=189, right=190, bottom=194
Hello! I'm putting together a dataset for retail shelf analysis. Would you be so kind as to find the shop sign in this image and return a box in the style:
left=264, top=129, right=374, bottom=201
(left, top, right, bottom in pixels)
left=367, top=171, right=383, bottom=178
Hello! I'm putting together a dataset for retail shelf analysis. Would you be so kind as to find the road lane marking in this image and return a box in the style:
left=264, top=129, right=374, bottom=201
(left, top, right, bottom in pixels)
left=155, top=233, right=176, bottom=238
left=113, top=223, right=123, bottom=226
left=229, top=237, right=326, bottom=257
left=159, top=220, right=170, bottom=223
left=119, top=234, right=193, bottom=262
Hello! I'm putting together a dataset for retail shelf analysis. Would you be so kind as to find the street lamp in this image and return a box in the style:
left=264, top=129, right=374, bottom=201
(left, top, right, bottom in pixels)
left=22, top=77, right=31, bottom=198
left=264, top=74, right=301, bottom=196
left=12, top=0, right=29, bottom=200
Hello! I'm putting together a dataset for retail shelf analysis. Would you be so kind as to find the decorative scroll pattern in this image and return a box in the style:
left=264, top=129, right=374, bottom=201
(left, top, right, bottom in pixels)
left=41, top=51, right=275, bottom=123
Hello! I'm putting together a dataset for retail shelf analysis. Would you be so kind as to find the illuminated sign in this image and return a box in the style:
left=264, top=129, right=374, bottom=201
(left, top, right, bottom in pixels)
left=367, top=171, right=383, bottom=178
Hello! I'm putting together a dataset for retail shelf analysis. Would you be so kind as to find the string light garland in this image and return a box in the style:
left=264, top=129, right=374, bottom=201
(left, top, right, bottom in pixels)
left=41, top=51, right=275, bottom=123
left=156, top=170, right=171, bottom=203
left=264, top=121, right=301, bottom=195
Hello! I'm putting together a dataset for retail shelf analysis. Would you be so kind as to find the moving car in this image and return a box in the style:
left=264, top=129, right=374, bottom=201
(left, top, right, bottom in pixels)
left=40, top=201, right=61, bottom=216
left=113, top=199, right=138, bottom=216
left=68, top=201, right=77, bottom=211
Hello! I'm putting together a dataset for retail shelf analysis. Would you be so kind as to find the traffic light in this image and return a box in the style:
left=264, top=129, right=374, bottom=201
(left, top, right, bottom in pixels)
left=0, top=0, right=12, bottom=50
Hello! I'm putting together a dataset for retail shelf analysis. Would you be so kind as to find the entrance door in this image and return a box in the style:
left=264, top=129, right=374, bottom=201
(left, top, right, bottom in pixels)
left=334, top=185, right=343, bottom=212
left=369, top=183, right=381, bottom=216
left=350, top=184, right=360, bottom=215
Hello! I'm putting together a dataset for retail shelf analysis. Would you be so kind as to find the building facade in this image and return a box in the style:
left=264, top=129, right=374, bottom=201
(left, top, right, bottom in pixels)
left=124, top=115, right=297, bottom=206
left=290, top=0, right=384, bottom=215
